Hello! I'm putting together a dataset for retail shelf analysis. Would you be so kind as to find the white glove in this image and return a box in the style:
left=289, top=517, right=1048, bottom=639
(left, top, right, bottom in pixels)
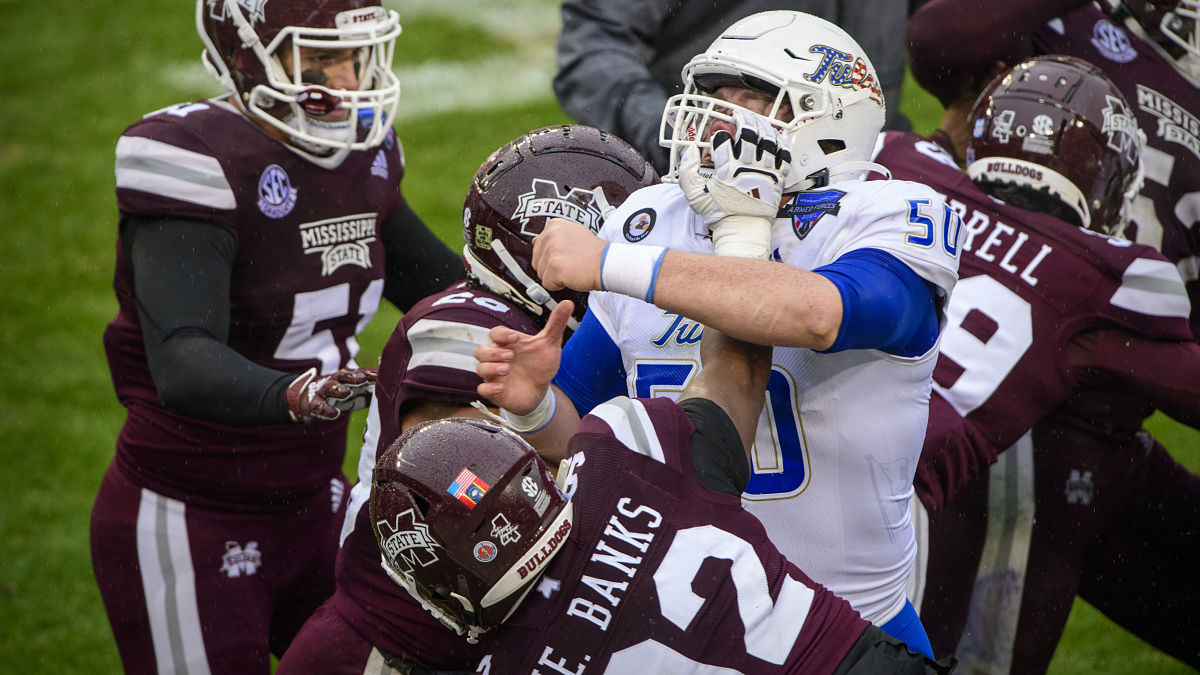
left=679, top=109, right=791, bottom=258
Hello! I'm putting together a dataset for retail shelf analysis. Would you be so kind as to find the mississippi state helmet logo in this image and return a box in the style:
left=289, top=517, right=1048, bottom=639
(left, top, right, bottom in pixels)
left=512, top=178, right=606, bottom=234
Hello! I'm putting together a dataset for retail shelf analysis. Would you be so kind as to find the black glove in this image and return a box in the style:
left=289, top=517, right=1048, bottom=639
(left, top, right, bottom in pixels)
left=285, top=366, right=378, bottom=423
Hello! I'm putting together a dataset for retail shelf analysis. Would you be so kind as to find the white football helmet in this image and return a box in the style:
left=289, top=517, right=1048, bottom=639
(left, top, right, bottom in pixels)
left=660, top=11, right=887, bottom=192
left=197, top=0, right=402, bottom=167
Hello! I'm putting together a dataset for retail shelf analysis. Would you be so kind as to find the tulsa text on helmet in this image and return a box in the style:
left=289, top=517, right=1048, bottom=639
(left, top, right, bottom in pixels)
left=950, top=196, right=1054, bottom=287
left=535, top=496, right=662, bottom=674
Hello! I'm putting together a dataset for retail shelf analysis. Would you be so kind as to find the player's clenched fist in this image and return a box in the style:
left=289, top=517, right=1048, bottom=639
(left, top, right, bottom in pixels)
left=532, top=218, right=606, bottom=292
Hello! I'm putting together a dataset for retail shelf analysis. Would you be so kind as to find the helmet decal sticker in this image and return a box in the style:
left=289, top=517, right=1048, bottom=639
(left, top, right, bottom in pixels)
left=491, top=513, right=521, bottom=545
left=779, top=189, right=845, bottom=240
left=991, top=110, right=1018, bottom=144
left=513, top=178, right=605, bottom=234
left=473, top=541, right=498, bottom=563
left=257, top=164, right=298, bottom=218
left=208, top=0, right=269, bottom=25
left=376, top=508, right=441, bottom=574
left=522, top=474, right=552, bottom=515
left=448, top=467, right=490, bottom=508
left=1031, top=114, right=1056, bottom=137
left=516, top=517, right=573, bottom=582
left=623, top=208, right=656, bottom=242
left=1101, top=95, right=1141, bottom=162
left=795, top=45, right=883, bottom=105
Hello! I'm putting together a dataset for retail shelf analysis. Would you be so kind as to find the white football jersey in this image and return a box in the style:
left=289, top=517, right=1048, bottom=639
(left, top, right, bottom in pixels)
left=587, top=179, right=961, bottom=624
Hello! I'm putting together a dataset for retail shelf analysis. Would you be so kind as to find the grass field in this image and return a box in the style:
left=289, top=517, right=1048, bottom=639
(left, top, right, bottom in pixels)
left=0, top=0, right=1196, bottom=672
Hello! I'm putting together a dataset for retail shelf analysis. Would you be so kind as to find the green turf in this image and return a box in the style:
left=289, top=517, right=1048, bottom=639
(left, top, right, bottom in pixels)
left=0, top=1, right=1196, bottom=672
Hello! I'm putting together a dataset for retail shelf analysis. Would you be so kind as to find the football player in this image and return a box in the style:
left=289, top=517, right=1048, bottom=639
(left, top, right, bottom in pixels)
left=552, top=0, right=917, bottom=173
left=90, top=1, right=464, bottom=673
left=908, top=0, right=1200, bottom=337
left=274, top=125, right=658, bottom=674
left=370, top=303, right=953, bottom=673
left=499, top=10, right=962, bottom=658
left=873, top=55, right=1200, bottom=673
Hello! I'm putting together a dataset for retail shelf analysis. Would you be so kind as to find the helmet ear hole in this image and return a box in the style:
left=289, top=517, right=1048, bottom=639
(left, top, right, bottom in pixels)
left=411, top=492, right=431, bottom=517
left=818, top=139, right=846, bottom=155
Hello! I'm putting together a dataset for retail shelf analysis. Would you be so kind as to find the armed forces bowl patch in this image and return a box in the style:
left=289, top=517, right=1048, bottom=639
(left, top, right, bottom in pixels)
left=623, top=208, right=656, bottom=242
left=779, top=189, right=845, bottom=240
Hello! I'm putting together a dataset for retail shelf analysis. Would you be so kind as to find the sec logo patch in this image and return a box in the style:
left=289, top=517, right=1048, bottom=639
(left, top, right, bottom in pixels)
left=623, top=208, right=656, bottom=242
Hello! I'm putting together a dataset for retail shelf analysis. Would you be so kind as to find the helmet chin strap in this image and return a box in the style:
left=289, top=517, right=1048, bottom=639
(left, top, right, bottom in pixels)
left=463, top=242, right=581, bottom=332
left=792, top=160, right=891, bottom=191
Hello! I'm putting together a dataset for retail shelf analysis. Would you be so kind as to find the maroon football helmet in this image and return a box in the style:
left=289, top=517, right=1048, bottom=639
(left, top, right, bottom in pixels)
left=196, top=0, right=401, bottom=165
left=965, top=55, right=1144, bottom=234
left=462, top=124, right=659, bottom=330
left=370, top=417, right=573, bottom=643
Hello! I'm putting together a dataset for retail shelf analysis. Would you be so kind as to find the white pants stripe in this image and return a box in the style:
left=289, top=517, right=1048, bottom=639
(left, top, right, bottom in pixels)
left=136, top=489, right=212, bottom=675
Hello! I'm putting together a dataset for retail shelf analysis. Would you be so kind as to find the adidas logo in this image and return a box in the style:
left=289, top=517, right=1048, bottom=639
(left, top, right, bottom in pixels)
left=371, top=150, right=389, bottom=179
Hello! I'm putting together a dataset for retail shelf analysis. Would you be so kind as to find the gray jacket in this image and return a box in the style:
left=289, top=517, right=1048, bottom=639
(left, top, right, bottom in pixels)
left=553, top=1, right=914, bottom=173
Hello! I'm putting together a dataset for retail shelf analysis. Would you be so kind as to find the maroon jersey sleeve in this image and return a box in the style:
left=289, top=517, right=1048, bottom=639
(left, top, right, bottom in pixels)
left=906, top=0, right=1090, bottom=105
left=371, top=282, right=542, bottom=455
left=479, top=397, right=868, bottom=674
left=1067, top=328, right=1200, bottom=432
left=876, top=131, right=1193, bottom=515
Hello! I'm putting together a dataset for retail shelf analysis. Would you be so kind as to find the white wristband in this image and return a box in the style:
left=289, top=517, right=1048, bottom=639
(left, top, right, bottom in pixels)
left=600, top=242, right=667, bottom=302
left=711, top=215, right=773, bottom=259
left=500, top=387, right=557, bottom=434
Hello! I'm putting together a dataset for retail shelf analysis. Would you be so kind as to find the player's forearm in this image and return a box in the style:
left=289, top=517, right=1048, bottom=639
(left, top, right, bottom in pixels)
left=649, top=250, right=843, bottom=350
left=515, top=387, right=582, bottom=466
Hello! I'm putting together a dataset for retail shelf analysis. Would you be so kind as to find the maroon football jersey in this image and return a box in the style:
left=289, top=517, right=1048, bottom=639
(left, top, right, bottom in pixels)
left=104, top=96, right=406, bottom=504
left=875, top=131, right=1193, bottom=515
left=333, top=282, right=540, bottom=668
left=477, top=397, right=868, bottom=674
left=1032, top=6, right=1200, bottom=337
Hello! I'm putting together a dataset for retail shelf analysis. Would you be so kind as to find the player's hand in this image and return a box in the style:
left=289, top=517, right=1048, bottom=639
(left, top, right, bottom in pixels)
left=532, top=218, right=605, bottom=292
left=679, top=109, right=791, bottom=258
left=475, top=301, right=573, bottom=414
left=286, top=366, right=378, bottom=423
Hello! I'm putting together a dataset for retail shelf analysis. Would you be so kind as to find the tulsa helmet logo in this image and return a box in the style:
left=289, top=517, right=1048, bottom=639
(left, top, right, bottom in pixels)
left=794, top=44, right=884, bottom=106
left=513, top=179, right=605, bottom=234
left=376, top=508, right=441, bottom=574
left=208, top=0, right=269, bottom=25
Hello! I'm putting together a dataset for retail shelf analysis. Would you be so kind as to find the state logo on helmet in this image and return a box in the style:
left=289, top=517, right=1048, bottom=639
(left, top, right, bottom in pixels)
left=197, top=0, right=402, bottom=166
left=966, top=54, right=1144, bottom=235
left=661, top=10, right=887, bottom=192
left=462, top=125, right=659, bottom=331
left=370, top=418, right=572, bottom=644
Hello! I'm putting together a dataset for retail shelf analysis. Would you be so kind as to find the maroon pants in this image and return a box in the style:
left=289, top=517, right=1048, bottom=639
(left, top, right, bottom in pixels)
left=918, top=426, right=1200, bottom=673
left=90, top=460, right=348, bottom=674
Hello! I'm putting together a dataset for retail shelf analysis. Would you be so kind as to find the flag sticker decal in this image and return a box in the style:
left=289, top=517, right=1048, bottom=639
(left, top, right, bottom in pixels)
left=448, top=468, right=490, bottom=508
